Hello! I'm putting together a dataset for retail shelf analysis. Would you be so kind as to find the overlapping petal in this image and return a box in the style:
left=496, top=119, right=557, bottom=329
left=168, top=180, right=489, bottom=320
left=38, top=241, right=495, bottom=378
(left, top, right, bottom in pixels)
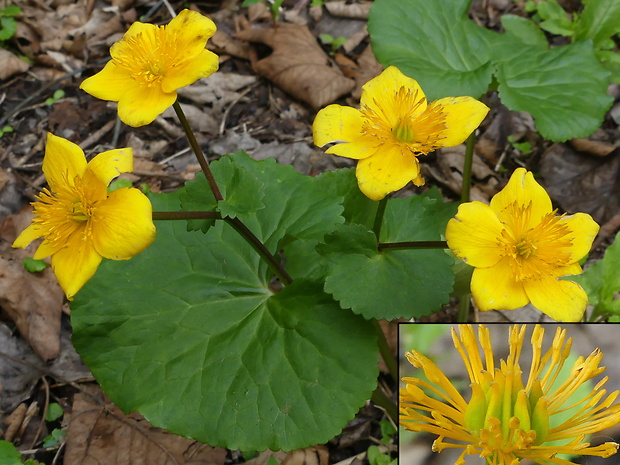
left=51, top=231, right=103, bottom=301
left=446, top=201, right=505, bottom=268
left=355, top=145, right=420, bottom=201
left=92, top=188, right=156, bottom=260
left=471, top=260, right=530, bottom=311
left=79, top=62, right=136, bottom=102
left=525, top=276, right=587, bottom=322
left=313, top=105, right=365, bottom=147
left=161, top=49, right=219, bottom=93
left=361, top=66, right=426, bottom=118
left=491, top=168, right=552, bottom=225
left=43, top=133, right=87, bottom=190
left=168, top=9, right=217, bottom=57
left=116, top=84, right=177, bottom=127
left=432, top=96, right=491, bottom=147
left=560, top=213, right=600, bottom=262
left=86, top=148, right=134, bottom=186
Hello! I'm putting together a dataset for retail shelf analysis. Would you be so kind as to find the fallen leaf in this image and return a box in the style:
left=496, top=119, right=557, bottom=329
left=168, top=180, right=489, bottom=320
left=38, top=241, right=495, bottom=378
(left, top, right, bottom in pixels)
left=539, top=143, right=620, bottom=224
left=235, top=24, right=355, bottom=109
left=64, top=390, right=228, bottom=465
left=0, top=49, right=30, bottom=80
left=351, top=45, right=382, bottom=100
left=0, top=207, right=65, bottom=361
left=324, top=1, right=371, bottom=19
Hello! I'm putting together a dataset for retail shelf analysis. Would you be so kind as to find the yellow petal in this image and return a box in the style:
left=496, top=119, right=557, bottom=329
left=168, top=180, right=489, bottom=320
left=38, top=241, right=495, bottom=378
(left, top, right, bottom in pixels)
left=161, top=49, right=219, bottom=93
left=470, top=258, right=530, bottom=311
left=490, top=168, right=552, bottom=225
left=361, top=66, right=426, bottom=117
left=79, top=61, right=136, bottom=102
left=85, top=148, right=134, bottom=186
left=12, top=223, right=44, bottom=249
left=446, top=201, right=505, bottom=268
left=117, top=84, right=177, bottom=127
left=355, top=145, right=420, bottom=200
left=325, top=139, right=379, bottom=160
left=119, top=21, right=154, bottom=42
left=431, top=96, right=489, bottom=147
left=313, top=105, right=365, bottom=147
left=560, top=212, right=599, bottom=262
left=524, top=275, right=587, bottom=322
left=51, top=231, right=103, bottom=300
left=167, top=9, right=217, bottom=56
left=91, top=188, right=156, bottom=260
left=43, top=133, right=87, bottom=191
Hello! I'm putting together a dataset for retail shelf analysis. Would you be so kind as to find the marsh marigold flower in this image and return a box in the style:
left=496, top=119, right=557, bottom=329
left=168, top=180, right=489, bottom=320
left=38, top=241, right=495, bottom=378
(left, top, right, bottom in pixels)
left=13, top=133, right=156, bottom=300
left=446, top=168, right=599, bottom=322
left=312, top=66, right=489, bottom=200
left=80, top=9, right=218, bottom=127
left=400, top=324, right=620, bottom=465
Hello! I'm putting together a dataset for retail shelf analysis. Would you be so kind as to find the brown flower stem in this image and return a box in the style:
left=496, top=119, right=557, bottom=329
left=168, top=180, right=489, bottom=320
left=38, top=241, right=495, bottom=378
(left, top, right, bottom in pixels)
left=373, top=319, right=397, bottom=381
left=373, top=197, right=389, bottom=242
left=377, top=241, right=447, bottom=251
left=172, top=100, right=292, bottom=286
left=224, top=217, right=293, bottom=285
left=457, top=293, right=471, bottom=323
left=371, top=387, right=398, bottom=424
left=152, top=211, right=222, bottom=220
left=461, top=132, right=477, bottom=203
left=173, top=100, right=223, bottom=201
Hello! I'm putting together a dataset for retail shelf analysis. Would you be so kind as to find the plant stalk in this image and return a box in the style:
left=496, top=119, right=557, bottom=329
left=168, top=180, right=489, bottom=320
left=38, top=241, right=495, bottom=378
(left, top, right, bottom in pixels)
left=373, top=197, right=389, bottom=242
left=371, top=388, right=398, bottom=424
left=457, top=293, right=471, bottom=323
left=373, top=319, right=397, bottom=381
left=378, top=240, right=447, bottom=251
left=173, top=100, right=223, bottom=201
left=172, top=100, right=292, bottom=286
left=461, top=132, right=477, bottom=203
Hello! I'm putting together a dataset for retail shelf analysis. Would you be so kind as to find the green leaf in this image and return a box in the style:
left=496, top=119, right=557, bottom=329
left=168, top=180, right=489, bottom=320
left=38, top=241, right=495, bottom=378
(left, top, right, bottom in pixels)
left=71, top=157, right=374, bottom=452
left=179, top=151, right=266, bottom=232
left=107, top=178, right=133, bottom=193
left=318, top=193, right=456, bottom=320
left=499, top=15, right=548, bottom=48
left=42, top=429, right=66, bottom=448
left=0, top=6, right=21, bottom=16
left=536, top=0, right=569, bottom=21
left=368, top=0, right=613, bottom=142
left=0, top=16, right=17, bottom=41
left=23, top=257, right=48, bottom=273
left=241, top=0, right=262, bottom=6
left=572, top=231, right=620, bottom=316
left=368, top=0, right=495, bottom=100
left=266, top=457, right=281, bottom=465
left=45, top=403, right=64, bottom=422
left=493, top=37, right=612, bottom=141
left=539, top=17, right=576, bottom=36
left=574, top=0, right=620, bottom=49
left=0, top=440, right=22, bottom=465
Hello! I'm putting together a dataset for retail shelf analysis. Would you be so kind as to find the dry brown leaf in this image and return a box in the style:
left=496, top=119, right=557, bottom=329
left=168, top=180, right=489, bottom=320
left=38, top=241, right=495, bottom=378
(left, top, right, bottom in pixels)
left=235, top=24, right=355, bottom=109
left=210, top=29, right=251, bottom=60
left=324, top=1, right=371, bottom=19
left=0, top=48, right=30, bottom=80
left=570, top=138, right=616, bottom=157
left=351, top=45, right=382, bottom=100
left=539, top=143, right=620, bottom=224
left=0, top=207, right=65, bottom=361
left=64, top=391, right=228, bottom=465
left=424, top=146, right=500, bottom=202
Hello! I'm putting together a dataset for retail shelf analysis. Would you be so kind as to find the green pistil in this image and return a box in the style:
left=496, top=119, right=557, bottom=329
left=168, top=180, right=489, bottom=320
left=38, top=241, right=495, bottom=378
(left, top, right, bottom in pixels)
left=392, top=122, right=415, bottom=143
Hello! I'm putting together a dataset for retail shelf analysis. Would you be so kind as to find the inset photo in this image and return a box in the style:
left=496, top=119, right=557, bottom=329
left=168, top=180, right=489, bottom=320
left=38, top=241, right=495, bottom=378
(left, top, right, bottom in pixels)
left=399, top=324, right=620, bottom=465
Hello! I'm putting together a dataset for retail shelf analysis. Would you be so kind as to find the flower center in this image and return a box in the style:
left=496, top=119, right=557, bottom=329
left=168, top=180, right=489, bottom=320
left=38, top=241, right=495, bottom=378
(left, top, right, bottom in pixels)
left=31, top=176, right=97, bottom=247
left=499, top=204, right=573, bottom=281
left=112, top=27, right=180, bottom=87
left=464, top=367, right=550, bottom=463
left=360, top=86, right=447, bottom=154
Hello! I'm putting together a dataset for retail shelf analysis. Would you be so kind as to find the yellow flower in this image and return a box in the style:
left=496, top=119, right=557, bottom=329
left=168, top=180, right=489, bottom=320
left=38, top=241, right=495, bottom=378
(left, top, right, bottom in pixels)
left=13, top=133, right=156, bottom=300
left=446, top=168, right=599, bottom=322
left=312, top=66, right=489, bottom=200
left=400, top=324, right=620, bottom=465
left=80, top=9, right=218, bottom=127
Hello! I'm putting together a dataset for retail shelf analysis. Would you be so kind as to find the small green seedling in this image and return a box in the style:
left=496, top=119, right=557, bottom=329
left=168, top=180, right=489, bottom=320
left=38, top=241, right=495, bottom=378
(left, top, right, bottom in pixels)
left=507, top=135, right=533, bottom=155
left=45, top=403, right=64, bottom=422
left=0, top=125, right=14, bottom=138
left=310, top=0, right=324, bottom=6
left=45, top=89, right=65, bottom=106
left=241, top=0, right=286, bottom=20
left=0, top=6, right=21, bottom=41
left=367, top=445, right=397, bottom=465
left=319, top=33, right=347, bottom=54
left=108, top=178, right=133, bottom=193
left=42, top=429, right=66, bottom=448
left=23, top=257, right=48, bottom=273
